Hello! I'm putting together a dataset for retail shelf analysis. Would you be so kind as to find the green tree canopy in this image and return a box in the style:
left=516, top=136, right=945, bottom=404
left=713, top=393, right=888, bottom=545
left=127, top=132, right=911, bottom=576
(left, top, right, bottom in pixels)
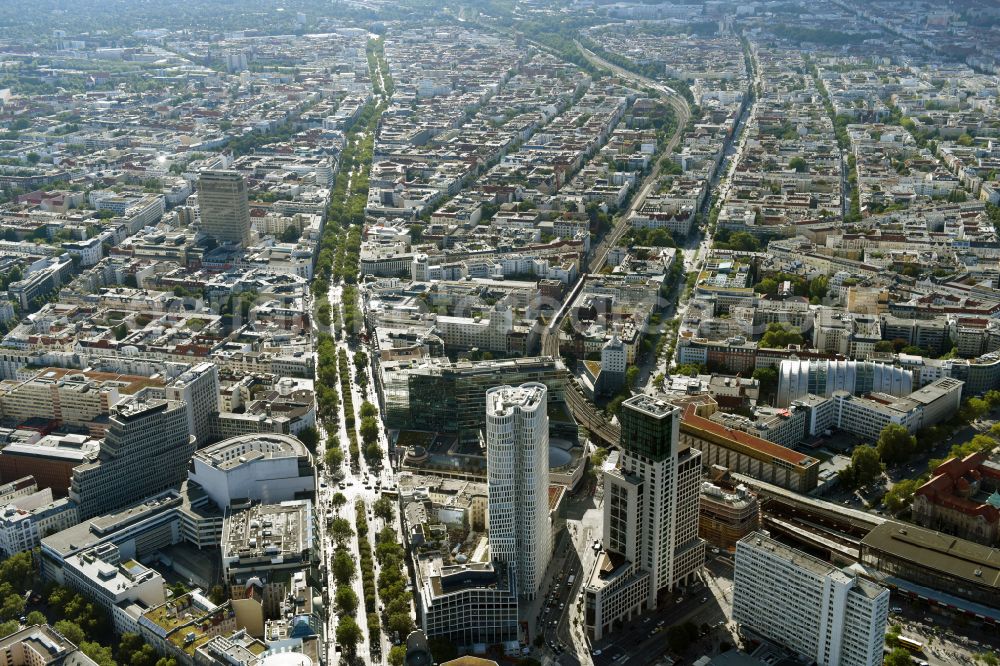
left=332, top=549, right=355, bottom=585
left=53, top=620, right=85, bottom=645
left=297, top=426, right=320, bottom=452
left=328, top=517, right=354, bottom=545
left=884, top=648, right=913, bottom=666
left=25, top=611, right=46, bottom=626
left=877, top=424, right=916, bottom=465
left=842, top=445, right=883, bottom=489
left=335, top=616, right=362, bottom=653
left=759, top=322, right=804, bottom=349
left=373, top=496, right=395, bottom=521
left=884, top=477, right=922, bottom=515
left=335, top=585, right=358, bottom=615
left=752, top=366, right=778, bottom=397
left=359, top=416, right=379, bottom=445
left=389, top=646, right=407, bottom=666
left=324, top=447, right=344, bottom=469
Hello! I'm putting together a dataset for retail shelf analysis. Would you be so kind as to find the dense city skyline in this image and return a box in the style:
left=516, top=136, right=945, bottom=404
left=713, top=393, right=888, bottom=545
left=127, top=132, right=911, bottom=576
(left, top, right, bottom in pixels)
left=0, top=2, right=997, bottom=666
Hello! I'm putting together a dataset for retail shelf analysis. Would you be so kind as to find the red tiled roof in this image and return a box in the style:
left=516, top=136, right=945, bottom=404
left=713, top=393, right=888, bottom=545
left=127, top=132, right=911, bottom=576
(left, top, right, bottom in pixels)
left=916, top=451, right=1000, bottom=521
left=680, top=405, right=816, bottom=467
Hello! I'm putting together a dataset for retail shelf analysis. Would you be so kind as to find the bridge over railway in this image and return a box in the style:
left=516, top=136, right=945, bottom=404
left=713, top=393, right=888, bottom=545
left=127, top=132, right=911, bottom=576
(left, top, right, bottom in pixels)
left=734, top=473, right=885, bottom=564
left=541, top=276, right=622, bottom=446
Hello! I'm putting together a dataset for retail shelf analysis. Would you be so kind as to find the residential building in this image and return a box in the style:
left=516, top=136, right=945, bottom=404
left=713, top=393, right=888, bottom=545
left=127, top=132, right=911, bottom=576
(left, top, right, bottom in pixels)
left=138, top=592, right=240, bottom=666
left=486, top=383, right=551, bottom=599
left=62, top=542, right=166, bottom=634
left=0, top=484, right=78, bottom=557
left=0, top=368, right=162, bottom=436
left=733, top=532, right=890, bottom=666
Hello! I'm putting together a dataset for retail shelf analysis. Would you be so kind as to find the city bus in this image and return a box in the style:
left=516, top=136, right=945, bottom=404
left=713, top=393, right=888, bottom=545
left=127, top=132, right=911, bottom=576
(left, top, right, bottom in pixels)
left=897, top=636, right=924, bottom=653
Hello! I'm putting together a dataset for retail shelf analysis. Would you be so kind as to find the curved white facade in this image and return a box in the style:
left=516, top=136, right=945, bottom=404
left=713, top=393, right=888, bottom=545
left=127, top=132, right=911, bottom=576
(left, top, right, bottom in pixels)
left=777, top=359, right=913, bottom=407
left=486, top=382, right=551, bottom=599
left=188, top=433, right=315, bottom=509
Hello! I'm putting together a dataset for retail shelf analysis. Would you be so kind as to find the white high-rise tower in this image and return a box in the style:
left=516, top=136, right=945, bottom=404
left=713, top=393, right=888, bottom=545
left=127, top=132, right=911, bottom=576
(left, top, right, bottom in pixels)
left=733, top=531, right=889, bottom=666
left=486, top=382, right=551, bottom=599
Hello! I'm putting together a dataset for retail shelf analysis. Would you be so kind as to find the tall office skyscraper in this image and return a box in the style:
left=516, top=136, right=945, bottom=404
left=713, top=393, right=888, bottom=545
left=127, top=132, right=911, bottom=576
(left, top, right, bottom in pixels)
left=584, top=395, right=704, bottom=640
left=612, top=394, right=704, bottom=603
left=197, top=170, right=252, bottom=246
left=164, top=361, right=220, bottom=445
left=486, top=382, right=551, bottom=599
left=733, top=532, right=889, bottom=666
left=69, top=398, right=196, bottom=519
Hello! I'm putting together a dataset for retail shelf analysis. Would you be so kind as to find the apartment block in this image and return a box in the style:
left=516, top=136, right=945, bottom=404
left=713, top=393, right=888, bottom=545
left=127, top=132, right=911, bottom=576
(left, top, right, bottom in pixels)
left=221, top=500, right=316, bottom=617
left=0, top=624, right=98, bottom=666
left=733, top=532, right=890, bottom=666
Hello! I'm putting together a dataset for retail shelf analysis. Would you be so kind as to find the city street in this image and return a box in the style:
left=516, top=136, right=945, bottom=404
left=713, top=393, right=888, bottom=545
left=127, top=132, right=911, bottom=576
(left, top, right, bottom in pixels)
left=589, top=555, right=738, bottom=666
left=318, top=281, right=406, bottom=666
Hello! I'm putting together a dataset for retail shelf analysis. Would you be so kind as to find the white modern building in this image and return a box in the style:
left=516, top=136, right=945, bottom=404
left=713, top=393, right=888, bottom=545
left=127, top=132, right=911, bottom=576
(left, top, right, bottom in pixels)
left=413, top=553, right=518, bottom=647
left=486, top=382, right=552, bottom=599
left=600, top=332, right=627, bottom=394
left=776, top=359, right=913, bottom=407
left=63, top=542, right=166, bottom=635
left=584, top=395, right=705, bottom=640
left=188, top=433, right=315, bottom=510
left=732, top=532, right=890, bottom=666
